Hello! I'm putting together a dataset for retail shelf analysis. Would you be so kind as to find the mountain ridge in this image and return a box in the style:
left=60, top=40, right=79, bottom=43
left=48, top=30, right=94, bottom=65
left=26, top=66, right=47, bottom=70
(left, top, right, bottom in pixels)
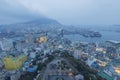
left=0, top=18, right=64, bottom=32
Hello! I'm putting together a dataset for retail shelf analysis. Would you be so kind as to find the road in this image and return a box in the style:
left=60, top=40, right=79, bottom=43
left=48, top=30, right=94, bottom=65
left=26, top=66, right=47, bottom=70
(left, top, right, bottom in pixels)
left=42, top=57, right=77, bottom=80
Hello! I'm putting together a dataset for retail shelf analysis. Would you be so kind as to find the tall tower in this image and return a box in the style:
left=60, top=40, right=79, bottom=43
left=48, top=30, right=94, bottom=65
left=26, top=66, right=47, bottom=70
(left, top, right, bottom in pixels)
left=61, top=29, right=64, bottom=37
left=57, top=29, right=64, bottom=38
left=59, top=29, right=64, bottom=37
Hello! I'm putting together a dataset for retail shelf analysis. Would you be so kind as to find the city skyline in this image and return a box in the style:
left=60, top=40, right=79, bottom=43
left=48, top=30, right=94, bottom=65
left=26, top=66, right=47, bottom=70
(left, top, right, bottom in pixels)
left=0, top=1, right=120, bottom=80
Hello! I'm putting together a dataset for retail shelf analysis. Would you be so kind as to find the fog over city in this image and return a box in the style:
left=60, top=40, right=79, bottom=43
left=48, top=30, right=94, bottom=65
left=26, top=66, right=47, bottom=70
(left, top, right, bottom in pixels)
left=0, top=0, right=120, bottom=80
left=0, top=0, right=120, bottom=25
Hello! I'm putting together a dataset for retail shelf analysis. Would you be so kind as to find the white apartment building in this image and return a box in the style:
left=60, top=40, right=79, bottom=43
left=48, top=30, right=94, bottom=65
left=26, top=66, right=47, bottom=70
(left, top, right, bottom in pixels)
left=0, top=38, right=13, bottom=51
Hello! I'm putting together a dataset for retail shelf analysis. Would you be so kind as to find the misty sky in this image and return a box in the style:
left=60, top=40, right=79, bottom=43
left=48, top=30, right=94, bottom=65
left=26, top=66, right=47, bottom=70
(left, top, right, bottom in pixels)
left=0, top=0, right=120, bottom=25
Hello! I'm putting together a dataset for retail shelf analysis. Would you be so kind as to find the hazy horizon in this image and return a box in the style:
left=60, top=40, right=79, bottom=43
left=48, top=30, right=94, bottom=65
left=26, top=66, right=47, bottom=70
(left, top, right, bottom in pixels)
left=0, top=0, right=120, bottom=25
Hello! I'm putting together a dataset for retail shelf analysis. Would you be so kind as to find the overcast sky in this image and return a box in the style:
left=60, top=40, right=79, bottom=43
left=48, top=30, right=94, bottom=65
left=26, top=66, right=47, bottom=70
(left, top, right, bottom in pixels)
left=0, top=0, right=120, bottom=25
